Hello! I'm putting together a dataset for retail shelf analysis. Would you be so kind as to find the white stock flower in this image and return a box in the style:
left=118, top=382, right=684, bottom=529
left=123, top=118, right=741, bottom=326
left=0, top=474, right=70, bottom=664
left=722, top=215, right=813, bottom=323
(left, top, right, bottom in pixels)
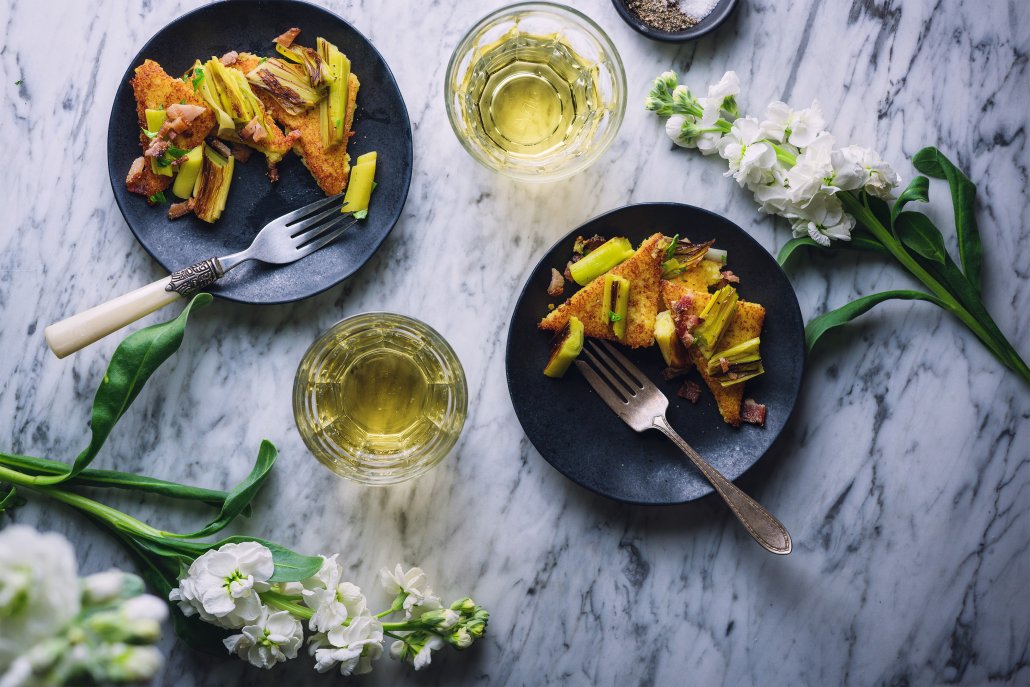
left=390, top=634, right=445, bottom=671
left=789, top=193, right=856, bottom=245
left=309, top=614, right=384, bottom=676
left=379, top=565, right=441, bottom=618
left=664, top=115, right=694, bottom=148
left=718, top=117, right=778, bottom=186
left=0, top=526, right=80, bottom=670
left=760, top=100, right=826, bottom=148
left=301, top=555, right=369, bottom=633
left=223, top=607, right=303, bottom=670
left=169, top=542, right=273, bottom=629
left=706, top=70, right=740, bottom=115
left=82, top=570, right=125, bottom=604
left=101, top=644, right=164, bottom=682
left=834, top=145, right=901, bottom=198
left=784, top=131, right=837, bottom=206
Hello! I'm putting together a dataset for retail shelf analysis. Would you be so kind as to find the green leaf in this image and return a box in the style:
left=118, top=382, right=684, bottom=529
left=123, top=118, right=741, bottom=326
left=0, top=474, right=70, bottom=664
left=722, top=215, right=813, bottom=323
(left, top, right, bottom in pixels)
left=894, top=211, right=947, bottom=264
left=891, top=175, right=930, bottom=224
left=911, top=147, right=982, bottom=293
left=0, top=485, right=24, bottom=513
left=863, top=193, right=891, bottom=230
left=141, top=534, right=323, bottom=583
left=53, top=293, right=212, bottom=484
left=806, top=290, right=946, bottom=352
left=167, top=441, right=277, bottom=538
left=776, top=235, right=889, bottom=266
left=0, top=452, right=233, bottom=510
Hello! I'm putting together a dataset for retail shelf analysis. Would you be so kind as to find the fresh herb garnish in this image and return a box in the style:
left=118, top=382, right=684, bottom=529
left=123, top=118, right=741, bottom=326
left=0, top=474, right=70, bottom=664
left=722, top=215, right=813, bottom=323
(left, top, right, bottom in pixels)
left=259, top=57, right=268, bottom=65
left=354, top=209, right=368, bottom=220
left=334, top=117, right=342, bottom=129
left=154, top=156, right=172, bottom=168
left=191, top=66, right=204, bottom=90
left=148, top=191, right=167, bottom=204
left=665, top=233, right=679, bottom=260
left=141, top=127, right=159, bottom=139
left=608, top=311, right=623, bottom=323
left=179, top=98, right=186, bottom=105
left=14, top=79, right=22, bottom=86
left=167, top=146, right=188, bottom=159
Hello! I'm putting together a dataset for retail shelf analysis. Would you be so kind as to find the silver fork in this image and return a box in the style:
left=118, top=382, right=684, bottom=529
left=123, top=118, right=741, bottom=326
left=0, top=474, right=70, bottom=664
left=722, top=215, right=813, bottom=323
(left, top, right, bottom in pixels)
left=576, top=340, right=792, bottom=555
left=45, top=194, right=357, bottom=358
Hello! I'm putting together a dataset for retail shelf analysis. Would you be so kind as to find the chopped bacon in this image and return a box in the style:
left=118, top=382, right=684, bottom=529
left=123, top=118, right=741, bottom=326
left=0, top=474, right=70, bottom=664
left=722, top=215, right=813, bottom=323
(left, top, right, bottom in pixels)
left=677, top=380, right=702, bottom=403
left=219, top=50, right=239, bottom=66
left=157, top=116, right=189, bottom=140
left=144, top=137, right=170, bottom=160
left=267, top=160, right=280, bottom=183
left=719, top=357, right=730, bottom=373
left=167, top=198, right=195, bottom=220
left=207, top=137, right=232, bottom=158
left=670, top=295, right=700, bottom=348
left=742, top=399, right=767, bottom=427
left=125, top=156, right=147, bottom=189
left=563, top=259, right=577, bottom=282
left=240, top=116, right=268, bottom=143
left=166, top=103, right=206, bottom=123
left=546, top=268, right=565, bottom=297
left=231, top=144, right=252, bottom=163
left=721, top=269, right=740, bottom=284
left=274, top=27, right=301, bottom=47
left=661, top=367, right=688, bottom=381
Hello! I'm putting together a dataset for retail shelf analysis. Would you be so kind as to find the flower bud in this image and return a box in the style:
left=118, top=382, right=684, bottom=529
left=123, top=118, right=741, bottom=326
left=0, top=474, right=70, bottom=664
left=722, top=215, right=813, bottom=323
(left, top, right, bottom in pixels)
left=103, top=644, right=164, bottom=682
left=657, top=71, right=678, bottom=91
left=449, top=627, right=473, bottom=649
left=82, top=570, right=126, bottom=604
left=450, top=597, right=475, bottom=613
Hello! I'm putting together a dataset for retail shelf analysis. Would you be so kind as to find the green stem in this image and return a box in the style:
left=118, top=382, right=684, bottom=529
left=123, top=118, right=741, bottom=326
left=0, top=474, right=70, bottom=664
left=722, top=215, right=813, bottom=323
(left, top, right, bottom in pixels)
left=263, top=591, right=312, bottom=619
left=840, top=192, right=1022, bottom=372
left=0, top=452, right=229, bottom=507
left=29, top=484, right=166, bottom=540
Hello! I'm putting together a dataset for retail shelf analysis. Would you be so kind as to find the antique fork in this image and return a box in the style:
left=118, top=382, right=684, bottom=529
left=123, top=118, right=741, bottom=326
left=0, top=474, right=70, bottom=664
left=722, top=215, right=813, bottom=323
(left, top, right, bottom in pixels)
left=576, top=340, right=792, bottom=555
left=45, top=194, right=357, bottom=358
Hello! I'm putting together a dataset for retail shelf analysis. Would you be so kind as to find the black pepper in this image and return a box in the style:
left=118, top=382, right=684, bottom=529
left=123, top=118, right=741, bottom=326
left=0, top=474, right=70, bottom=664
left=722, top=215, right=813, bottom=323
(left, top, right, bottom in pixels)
left=625, top=0, right=697, bottom=32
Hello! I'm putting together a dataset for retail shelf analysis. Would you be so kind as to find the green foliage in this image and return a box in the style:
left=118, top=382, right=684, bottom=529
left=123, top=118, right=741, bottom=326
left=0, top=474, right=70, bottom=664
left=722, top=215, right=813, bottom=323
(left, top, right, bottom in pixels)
left=805, top=290, right=945, bottom=352
left=894, top=211, right=947, bottom=264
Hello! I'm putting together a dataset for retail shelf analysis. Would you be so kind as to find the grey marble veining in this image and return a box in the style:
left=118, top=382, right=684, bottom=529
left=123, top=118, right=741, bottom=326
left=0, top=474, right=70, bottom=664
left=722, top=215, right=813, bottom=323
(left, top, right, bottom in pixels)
left=1, top=0, right=1028, bottom=685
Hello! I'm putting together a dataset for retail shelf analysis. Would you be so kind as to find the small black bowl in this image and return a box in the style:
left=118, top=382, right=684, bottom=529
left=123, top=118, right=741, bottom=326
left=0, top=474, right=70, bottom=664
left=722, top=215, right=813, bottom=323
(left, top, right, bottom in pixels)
left=611, top=0, right=739, bottom=42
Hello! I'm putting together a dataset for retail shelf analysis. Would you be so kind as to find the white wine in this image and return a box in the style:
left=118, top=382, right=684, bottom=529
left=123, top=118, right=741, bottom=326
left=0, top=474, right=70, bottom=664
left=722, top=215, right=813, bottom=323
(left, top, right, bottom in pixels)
left=459, top=32, right=602, bottom=159
left=294, top=314, right=467, bottom=484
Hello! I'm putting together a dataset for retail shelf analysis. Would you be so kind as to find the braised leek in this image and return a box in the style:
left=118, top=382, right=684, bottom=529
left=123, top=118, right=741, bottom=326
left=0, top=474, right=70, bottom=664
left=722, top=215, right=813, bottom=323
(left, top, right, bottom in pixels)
left=693, top=285, right=738, bottom=359
left=316, top=37, right=350, bottom=148
left=707, top=337, right=764, bottom=386
left=193, top=146, right=234, bottom=223
left=568, top=237, right=634, bottom=286
left=246, top=58, right=324, bottom=115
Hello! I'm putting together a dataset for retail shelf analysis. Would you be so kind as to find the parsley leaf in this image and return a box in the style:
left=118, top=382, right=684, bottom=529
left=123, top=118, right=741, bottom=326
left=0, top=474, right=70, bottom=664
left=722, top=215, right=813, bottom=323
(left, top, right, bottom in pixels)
left=191, top=67, right=204, bottom=91
left=334, top=118, right=341, bottom=129
left=14, top=79, right=22, bottom=86
left=354, top=208, right=368, bottom=220
left=665, top=233, right=679, bottom=260
left=167, top=146, right=189, bottom=159
left=608, top=311, right=623, bottom=323
left=148, top=191, right=167, bottom=204
left=259, top=57, right=268, bottom=65
left=141, top=127, right=159, bottom=139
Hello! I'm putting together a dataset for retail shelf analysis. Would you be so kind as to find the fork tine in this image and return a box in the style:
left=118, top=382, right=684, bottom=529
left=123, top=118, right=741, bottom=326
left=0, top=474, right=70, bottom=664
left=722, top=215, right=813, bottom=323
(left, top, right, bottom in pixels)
left=586, top=340, right=644, bottom=392
left=289, top=204, right=348, bottom=238
left=594, top=340, right=655, bottom=391
left=581, top=347, right=636, bottom=399
left=574, top=360, right=630, bottom=411
left=277, top=193, right=346, bottom=225
left=294, top=216, right=359, bottom=257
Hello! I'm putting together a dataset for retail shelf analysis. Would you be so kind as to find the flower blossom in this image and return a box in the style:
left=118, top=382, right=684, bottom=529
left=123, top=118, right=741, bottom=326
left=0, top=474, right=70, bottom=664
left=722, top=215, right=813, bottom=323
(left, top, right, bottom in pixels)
left=380, top=564, right=442, bottom=618
left=718, top=117, right=778, bottom=187
left=309, top=614, right=384, bottom=676
left=223, top=607, right=304, bottom=669
left=760, top=100, right=826, bottom=148
left=834, top=145, right=902, bottom=198
left=169, top=541, right=273, bottom=629
left=301, top=555, right=369, bottom=633
left=390, top=632, right=445, bottom=671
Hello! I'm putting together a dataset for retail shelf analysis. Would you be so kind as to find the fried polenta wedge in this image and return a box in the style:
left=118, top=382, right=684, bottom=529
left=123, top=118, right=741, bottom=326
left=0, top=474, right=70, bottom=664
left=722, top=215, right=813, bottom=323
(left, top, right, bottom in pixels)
left=130, top=59, right=214, bottom=152
left=540, top=233, right=666, bottom=348
left=660, top=280, right=765, bottom=426
left=234, top=53, right=360, bottom=195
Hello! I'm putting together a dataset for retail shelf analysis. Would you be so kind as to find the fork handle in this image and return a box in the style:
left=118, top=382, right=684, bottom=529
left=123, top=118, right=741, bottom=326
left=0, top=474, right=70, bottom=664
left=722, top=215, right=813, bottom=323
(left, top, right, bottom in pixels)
left=653, top=416, right=792, bottom=555
left=44, top=258, right=223, bottom=358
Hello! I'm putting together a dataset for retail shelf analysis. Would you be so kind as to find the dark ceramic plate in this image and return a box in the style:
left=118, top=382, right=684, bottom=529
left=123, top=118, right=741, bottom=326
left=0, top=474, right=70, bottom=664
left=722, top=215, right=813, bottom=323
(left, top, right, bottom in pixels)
left=611, top=0, right=738, bottom=43
left=107, top=0, right=412, bottom=304
left=505, top=203, right=805, bottom=505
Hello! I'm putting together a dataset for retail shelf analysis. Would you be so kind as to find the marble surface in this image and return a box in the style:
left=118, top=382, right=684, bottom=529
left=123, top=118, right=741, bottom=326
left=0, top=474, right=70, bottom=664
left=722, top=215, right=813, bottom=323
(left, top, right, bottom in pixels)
left=2, top=0, right=1028, bottom=684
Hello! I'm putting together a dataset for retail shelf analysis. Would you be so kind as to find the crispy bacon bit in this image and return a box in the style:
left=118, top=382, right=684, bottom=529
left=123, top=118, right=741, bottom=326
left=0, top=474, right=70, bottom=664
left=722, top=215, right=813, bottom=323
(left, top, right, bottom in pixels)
left=144, top=137, right=170, bottom=160
left=670, top=295, right=699, bottom=348
left=719, top=357, right=730, bottom=373
left=167, top=198, right=195, bottom=220
left=207, top=137, right=232, bottom=158
left=661, top=366, right=688, bottom=381
left=677, top=380, right=702, bottom=403
left=546, top=268, right=565, bottom=297
left=240, top=116, right=268, bottom=143
left=273, top=27, right=302, bottom=48
left=266, top=160, right=280, bottom=183
left=125, top=156, right=147, bottom=188
left=156, top=116, right=188, bottom=140
left=219, top=50, right=239, bottom=66
left=231, top=144, right=252, bottom=164
left=721, top=269, right=740, bottom=284
left=742, top=398, right=767, bottom=427
left=166, top=103, right=206, bottom=123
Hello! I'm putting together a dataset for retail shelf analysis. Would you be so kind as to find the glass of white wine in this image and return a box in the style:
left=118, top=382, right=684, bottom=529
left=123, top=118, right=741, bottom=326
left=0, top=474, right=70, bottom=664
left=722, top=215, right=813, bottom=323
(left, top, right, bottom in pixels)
left=293, top=313, right=467, bottom=485
left=445, top=2, right=626, bottom=182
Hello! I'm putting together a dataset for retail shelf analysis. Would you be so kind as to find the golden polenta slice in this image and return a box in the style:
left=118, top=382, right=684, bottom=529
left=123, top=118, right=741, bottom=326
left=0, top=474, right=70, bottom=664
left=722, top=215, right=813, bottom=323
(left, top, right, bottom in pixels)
left=540, top=233, right=666, bottom=348
left=130, top=59, right=215, bottom=151
left=660, top=280, right=765, bottom=426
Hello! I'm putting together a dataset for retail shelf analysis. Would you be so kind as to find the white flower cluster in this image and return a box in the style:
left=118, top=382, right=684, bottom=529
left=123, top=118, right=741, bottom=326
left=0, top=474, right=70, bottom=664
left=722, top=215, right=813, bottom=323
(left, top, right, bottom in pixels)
left=648, top=71, right=901, bottom=246
left=0, top=526, right=167, bottom=687
left=169, top=542, right=487, bottom=675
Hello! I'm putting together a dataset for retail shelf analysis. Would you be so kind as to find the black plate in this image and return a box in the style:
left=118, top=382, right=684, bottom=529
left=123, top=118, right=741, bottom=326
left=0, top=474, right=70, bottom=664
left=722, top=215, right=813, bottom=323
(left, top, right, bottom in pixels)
left=107, top=0, right=412, bottom=304
left=505, top=203, right=805, bottom=505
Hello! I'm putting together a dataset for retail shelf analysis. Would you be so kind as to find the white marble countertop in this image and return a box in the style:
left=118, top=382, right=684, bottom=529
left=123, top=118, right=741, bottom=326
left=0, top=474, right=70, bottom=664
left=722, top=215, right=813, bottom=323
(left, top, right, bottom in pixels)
left=2, top=0, right=1028, bottom=684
